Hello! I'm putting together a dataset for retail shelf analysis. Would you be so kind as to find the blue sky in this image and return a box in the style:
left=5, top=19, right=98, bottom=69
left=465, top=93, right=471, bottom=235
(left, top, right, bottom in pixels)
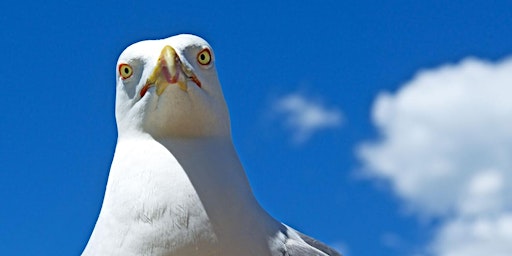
left=2, top=1, right=512, bottom=255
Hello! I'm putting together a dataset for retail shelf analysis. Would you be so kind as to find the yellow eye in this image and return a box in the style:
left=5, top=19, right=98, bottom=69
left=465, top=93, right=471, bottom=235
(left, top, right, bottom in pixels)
left=119, top=63, right=133, bottom=79
left=197, top=49, right=212, bottom=65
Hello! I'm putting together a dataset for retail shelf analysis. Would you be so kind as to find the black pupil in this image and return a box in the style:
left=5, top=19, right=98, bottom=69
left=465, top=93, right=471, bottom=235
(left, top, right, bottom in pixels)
left=200, top=54, right=206, bottom=60
left=124, top=67, right=129, bottom=74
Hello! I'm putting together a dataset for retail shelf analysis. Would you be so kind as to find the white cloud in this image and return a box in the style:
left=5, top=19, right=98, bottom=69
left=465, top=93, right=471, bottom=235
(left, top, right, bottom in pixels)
left=273, top=93, right=343, bottom=144
left=431, top=214, right=512, bottom=256
left=357, top=57, right=512, bottom=256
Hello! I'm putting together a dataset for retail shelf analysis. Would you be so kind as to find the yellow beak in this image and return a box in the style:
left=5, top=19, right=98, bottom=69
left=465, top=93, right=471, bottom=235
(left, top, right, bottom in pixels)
left=141, top=46, right=188, bottom=97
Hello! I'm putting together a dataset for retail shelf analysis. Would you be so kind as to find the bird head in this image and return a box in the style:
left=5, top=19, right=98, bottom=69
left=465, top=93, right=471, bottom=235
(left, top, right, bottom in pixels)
left=114, top=34, right=231, bottom=139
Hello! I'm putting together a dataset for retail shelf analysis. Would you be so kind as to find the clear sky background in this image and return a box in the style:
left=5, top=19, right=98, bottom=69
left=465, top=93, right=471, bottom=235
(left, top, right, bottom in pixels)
left=1, top=1, right=512, bottom=255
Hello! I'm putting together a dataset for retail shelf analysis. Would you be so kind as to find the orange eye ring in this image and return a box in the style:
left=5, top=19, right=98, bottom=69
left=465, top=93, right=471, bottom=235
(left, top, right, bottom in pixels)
left=119, top=63, right=133, bottom=79
left=197, top=49, right=212, bottom=65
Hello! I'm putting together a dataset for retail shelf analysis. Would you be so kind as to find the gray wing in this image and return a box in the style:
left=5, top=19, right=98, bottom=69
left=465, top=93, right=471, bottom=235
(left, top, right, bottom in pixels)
left=279, top=225, right=342, bottom=256
left=295, top=230, right=342, bottom=256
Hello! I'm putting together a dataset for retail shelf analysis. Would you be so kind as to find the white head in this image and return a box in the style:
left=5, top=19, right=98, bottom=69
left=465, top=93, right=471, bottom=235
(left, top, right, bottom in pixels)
left=115, top=34, right=231, bottom=139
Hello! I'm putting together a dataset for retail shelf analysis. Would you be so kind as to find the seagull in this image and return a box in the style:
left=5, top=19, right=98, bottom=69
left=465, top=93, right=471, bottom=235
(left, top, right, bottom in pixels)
left=82, top=34, right=341, bottom=256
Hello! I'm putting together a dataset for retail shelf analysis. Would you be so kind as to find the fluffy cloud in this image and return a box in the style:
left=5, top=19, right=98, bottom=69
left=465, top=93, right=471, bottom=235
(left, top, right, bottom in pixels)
left=357, top=57, right=512, bottom=255
left=431, top=214, right=512, bottom=256
left=274, top=93, right=343, bottom=143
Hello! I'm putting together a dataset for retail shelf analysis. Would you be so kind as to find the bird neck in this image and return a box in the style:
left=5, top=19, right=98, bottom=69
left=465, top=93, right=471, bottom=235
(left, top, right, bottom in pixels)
left=156, top=136, right=281, bottom=247
left=157, top=136, right=257, bottom=206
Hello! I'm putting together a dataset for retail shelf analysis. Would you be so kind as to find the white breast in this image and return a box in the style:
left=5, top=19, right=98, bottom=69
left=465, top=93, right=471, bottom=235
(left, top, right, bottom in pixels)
left=83, top=138, right=219, bottom=256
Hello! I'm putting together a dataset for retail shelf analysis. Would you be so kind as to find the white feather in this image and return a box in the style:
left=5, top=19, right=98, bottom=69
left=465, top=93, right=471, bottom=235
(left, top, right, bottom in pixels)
left=82, top=34, right=340, bottom=256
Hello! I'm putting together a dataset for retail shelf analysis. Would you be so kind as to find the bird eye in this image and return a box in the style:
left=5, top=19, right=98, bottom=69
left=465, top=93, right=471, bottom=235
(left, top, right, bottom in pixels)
left=119, top=63, right=133, bottom=79
left=197, top=49, right=212, bottom=65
